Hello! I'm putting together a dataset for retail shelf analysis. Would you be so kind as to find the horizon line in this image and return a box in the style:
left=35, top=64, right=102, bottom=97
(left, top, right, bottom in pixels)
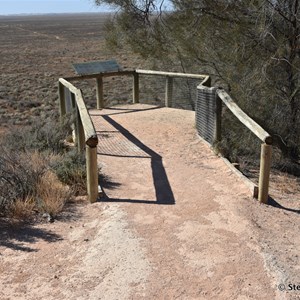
left=0, top=11, right=114, bottom=17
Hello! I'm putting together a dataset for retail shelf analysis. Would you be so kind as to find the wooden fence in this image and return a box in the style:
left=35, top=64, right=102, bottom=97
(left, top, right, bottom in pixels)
left=58, top=69, right=272, bottom=204
left=196, top=84, right=272, bottom=204
left=58, top=78, right=98, bottom=202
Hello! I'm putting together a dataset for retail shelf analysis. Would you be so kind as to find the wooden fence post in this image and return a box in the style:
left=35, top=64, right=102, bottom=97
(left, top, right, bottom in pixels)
left=77, top=112, right=85, bottom=152
left=70, top=92, right=76, bottom=109
left=72, top=92, right=85, bottom=152
left=258, top=143, right=272, bottom=204
left=133, top=72, right=139, bottom=103
left=64, top=88, right=72, bottom=113
left=58, top=82, right=66, bottom=120
left=165, top=76, right=173, bottom=107
left=86, top=145, right=98, bottom=203
left=96, top=77, right=104, bottom=109
left=70, top=92, right=78, bottom=145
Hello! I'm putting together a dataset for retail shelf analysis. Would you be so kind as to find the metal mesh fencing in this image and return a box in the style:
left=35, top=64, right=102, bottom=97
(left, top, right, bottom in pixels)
left=73, top=73, right=204, bottom=111
left=138, top=75, right=165, bottom=105
left=172, top=77, right=201, bottom=110
left=71, top=79, right=97, bottom=109
left=196, top=86, right=218, bottom=144
left=73, top=76, right=133, bottom=109
left=137, top=75, right=202, bottom=109
left=102, top=76, right=133, bottom=107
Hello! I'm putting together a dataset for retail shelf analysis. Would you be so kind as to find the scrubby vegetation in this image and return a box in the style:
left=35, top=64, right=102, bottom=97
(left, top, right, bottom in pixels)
left=0, top=113, right=87, bottom=222
left=96, top=0, right=300, bottom=175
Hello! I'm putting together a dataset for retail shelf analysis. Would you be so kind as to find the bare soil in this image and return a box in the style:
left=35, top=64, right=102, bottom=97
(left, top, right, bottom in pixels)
left=0, top=13, right=141, bottom=129
left=0, top=14, right=299, bottom=300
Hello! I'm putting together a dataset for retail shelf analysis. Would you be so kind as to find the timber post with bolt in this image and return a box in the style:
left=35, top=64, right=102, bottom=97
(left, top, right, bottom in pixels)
left=76, top=107, right=85, bottom=152
left=58, top=81, right=66, bottom=120
left=86, top=145, right=98, bottom=203
left=133, top=72, right=139, bottom=103
left=96, top=77, right=104, bottom=109
left=70, top=92, right=78, bottom=146
left=165, top=76, right=173, bottom=107
left=258, top=143, right=272, bottom=204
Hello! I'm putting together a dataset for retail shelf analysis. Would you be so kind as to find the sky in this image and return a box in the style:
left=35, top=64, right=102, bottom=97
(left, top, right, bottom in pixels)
left=0, top=0, right=113, bottom=15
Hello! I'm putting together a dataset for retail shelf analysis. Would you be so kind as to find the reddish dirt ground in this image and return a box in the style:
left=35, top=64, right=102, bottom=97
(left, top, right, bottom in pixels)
left=1, top=104, right=299, bottom=300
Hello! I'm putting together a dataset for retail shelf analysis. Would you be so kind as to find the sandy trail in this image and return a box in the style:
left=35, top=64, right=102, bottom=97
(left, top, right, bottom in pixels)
left=0, top=104, right=299, bottom=300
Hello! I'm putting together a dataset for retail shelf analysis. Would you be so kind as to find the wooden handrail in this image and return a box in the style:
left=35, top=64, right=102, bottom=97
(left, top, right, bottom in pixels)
left=58, top=77, right=99, bottom=203
left=63, top=69, right=210, bottom=109
left=136, top=69, right=208, bottom=79
left=199, top=75, right=211, bottom=87
left=75, top=89, right=98, bottom=147
left=59, top=78, right=78, bottom=94
left=197, top=85, right=272, bottom=203
left=64, top=70, right=135, bottom=82
left=215, top=88, right=272, bottom=203
left=58, top=78, right=98, bottom=147
left=135, top=69, right=210, bottom=107
left=217, top=89, right=272, bottom=145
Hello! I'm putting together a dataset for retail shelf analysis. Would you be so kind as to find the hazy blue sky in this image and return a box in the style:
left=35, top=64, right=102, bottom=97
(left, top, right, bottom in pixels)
left=0, top=0, right=113, bottom=15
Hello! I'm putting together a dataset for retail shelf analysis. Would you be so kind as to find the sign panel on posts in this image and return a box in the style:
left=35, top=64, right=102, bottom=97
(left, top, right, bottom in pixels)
left=72, top=60, right=122, bottom=75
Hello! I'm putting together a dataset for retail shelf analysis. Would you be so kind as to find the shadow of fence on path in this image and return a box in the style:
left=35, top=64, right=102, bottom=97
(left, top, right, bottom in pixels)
left=98, top=113, right=175, bottom=205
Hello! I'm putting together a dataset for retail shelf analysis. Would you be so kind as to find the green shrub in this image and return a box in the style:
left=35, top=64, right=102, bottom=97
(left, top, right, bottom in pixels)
left=51, top=150, right=87, bottom=195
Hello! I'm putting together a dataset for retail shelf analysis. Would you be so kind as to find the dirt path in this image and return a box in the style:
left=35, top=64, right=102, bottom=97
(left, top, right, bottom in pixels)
left=1, top=104, right=299, bottom=299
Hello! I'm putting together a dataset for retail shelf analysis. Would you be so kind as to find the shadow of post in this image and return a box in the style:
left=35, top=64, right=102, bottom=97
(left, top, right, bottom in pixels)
left=268, top=197, right=300, bottom=214
left=99, top=115, right=175, bottom=205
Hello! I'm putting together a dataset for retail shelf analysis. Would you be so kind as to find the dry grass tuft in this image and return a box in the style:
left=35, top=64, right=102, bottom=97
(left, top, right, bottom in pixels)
left=10, top=197, right=36, bottom=221
left=37, top=171, right=71, bottom=217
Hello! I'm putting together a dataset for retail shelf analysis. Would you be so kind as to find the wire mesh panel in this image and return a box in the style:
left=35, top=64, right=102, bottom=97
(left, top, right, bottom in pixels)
left=71, top=79, right=97, bottom=109
left=173, top=77, right=201, bottom=110
left=71, top=75, right=133, bottom=109
left=138, top=75, right=165, bottom=105
left=102, top=76, right=132, bottom=106
left=138, top=75, right=201, bottom=109
left=196, top=86, right=218, bottom=144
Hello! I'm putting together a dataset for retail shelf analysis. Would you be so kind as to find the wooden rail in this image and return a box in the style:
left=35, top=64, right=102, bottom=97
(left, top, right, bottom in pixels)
left=64, top=69, right=209, bottom=108
left=64, top=70, right=135, bottom=109
left=136, top=69, right=208, bottom=79
left=58, top=78, right=99, bottom=203
left=217, top=89, right=272, bottom=145
left=197, top=85, right=272, bottom=204
left=135, top=69, right=209, bottom=107
left=216, top=89, right=272, bottom=204
left=64, top=70, right=135, bottom=82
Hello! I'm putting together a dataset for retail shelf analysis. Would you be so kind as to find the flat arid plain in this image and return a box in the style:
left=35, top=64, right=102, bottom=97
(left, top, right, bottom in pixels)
left=0, top=13, right=300, bottom=300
